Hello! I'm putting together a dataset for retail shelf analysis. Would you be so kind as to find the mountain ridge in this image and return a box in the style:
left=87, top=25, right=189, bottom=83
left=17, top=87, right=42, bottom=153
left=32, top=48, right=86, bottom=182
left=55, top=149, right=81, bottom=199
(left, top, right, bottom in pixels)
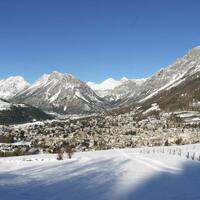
left=12, top=71, right=107, bottom=115
left=1, top=45, right=200, bottom=115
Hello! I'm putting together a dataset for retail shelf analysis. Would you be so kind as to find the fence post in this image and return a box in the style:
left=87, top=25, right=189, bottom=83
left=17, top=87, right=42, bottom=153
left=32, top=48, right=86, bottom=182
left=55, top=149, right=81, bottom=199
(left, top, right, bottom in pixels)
left=186, top=152, right=189, bottom=159
left=191, top=153, right=195, bottom=160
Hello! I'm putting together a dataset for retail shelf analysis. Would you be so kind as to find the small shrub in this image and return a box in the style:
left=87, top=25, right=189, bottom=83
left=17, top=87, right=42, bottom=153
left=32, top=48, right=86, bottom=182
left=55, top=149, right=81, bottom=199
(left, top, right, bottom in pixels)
left=164, top=140, right=169, bottom=146
left=175, top=138, right=183, bottom=145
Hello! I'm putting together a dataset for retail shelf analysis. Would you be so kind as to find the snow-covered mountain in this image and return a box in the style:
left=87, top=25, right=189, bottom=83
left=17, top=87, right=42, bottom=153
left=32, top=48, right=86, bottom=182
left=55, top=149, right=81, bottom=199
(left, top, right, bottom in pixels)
left=137, top=46, right=200, bottom=102
left=87, top=77, right=147, bottom=102
left=105, top=78, right=147, bottom=102
left=112, top=46, right=200, bottom=116
left=0, top=98, right=51, bottom=124
left=0, top=76, right=29, bottom=100
left=12, top=71, right=107, bottom=114
left=3, top=45, right=200, bottom=115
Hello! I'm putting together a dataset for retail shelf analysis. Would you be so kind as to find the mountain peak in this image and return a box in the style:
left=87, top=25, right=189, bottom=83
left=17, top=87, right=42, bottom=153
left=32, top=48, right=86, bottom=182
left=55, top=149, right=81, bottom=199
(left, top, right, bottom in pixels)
left=191, top=45, right=200, bottom=50
left=87, top=78, right=123, bottom=91
left=50, top=70, right=62, bottom=77
left=0, top=76, right=30, bottom=100
left=52, top=70, right=61, bottom=74
left=121, top=77, right=129, bottom=82
left=185, top=45, right=200, bottom=59
left=47, top=71, right=77, bottom=81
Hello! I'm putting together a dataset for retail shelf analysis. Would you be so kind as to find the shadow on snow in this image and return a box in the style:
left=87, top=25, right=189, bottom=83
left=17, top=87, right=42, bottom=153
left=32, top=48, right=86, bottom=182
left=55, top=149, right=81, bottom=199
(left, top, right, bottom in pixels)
left=121, top=161, right=200, bottom=200
left=0, top=158, right=129, bottom=200
left=1, top=158, right=200, bottom=200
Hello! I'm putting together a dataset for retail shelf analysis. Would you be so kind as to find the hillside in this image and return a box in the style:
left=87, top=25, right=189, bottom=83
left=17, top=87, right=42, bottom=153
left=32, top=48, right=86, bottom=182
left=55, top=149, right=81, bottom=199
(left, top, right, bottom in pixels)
left=0, top=99, right=52, bottom=125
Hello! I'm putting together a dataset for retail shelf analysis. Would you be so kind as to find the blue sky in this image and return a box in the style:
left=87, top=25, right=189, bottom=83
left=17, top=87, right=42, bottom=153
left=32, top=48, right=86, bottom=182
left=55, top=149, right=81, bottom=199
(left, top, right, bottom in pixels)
left=0, top=0, right=200, bottom=83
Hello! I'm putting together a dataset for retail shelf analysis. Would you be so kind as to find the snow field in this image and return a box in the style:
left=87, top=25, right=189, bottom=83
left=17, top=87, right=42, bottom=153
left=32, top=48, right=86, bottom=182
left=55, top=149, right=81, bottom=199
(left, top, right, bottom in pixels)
left=0, top=144, right=200, bottom=200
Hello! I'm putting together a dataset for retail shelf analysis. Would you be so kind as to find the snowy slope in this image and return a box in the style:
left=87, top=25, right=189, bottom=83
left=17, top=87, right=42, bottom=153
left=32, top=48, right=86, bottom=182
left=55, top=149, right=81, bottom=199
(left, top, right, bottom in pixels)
left=1, top=144, right=200, bottom=200
left=12, top=71, right=107, bottom=114
left=0, top=76, right=29, bottom=100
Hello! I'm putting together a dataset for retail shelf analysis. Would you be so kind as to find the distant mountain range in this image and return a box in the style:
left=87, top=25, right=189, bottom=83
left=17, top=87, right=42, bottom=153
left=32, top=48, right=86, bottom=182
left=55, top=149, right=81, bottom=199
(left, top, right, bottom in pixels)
left=0, top=46, right=200, bottom=121
left=87, top=77, right=147, bottom=102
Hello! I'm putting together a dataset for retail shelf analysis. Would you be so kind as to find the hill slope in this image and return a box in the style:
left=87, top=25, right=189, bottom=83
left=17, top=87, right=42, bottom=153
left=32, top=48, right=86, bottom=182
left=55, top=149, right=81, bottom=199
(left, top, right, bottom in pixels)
left=0, top=99, right=51, bottom=125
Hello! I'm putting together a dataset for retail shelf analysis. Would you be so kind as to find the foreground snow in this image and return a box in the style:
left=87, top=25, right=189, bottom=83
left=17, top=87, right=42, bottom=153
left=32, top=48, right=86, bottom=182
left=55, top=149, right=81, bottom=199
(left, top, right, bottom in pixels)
left=0, top=144, right=200, bottom=200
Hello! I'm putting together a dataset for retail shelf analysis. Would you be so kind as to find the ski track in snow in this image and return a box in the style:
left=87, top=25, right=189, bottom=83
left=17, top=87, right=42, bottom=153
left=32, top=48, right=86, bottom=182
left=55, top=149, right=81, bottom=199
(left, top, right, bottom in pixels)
left=0, top=145, right=200, bottom=200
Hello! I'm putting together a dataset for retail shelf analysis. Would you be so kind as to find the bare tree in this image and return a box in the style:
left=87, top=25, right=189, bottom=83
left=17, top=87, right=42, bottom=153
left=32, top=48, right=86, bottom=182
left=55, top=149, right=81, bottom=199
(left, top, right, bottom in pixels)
left=63, top=142, right=75, bottom=159
left=57, top=147, right=64, bottom=160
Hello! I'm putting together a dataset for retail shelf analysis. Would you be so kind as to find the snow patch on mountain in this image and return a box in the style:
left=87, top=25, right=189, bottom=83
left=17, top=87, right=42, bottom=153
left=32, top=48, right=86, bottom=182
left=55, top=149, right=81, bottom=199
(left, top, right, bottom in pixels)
left=143, top=103, right=160, bottom=114
left=75, top=91, right=90, bottom=103
left=49, top=89, right=61, bottom=103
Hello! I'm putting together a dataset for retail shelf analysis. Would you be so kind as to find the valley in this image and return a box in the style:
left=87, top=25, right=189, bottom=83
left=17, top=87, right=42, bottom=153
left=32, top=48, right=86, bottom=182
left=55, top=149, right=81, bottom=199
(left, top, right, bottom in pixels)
left=1, top=46, right=200, bottom=156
